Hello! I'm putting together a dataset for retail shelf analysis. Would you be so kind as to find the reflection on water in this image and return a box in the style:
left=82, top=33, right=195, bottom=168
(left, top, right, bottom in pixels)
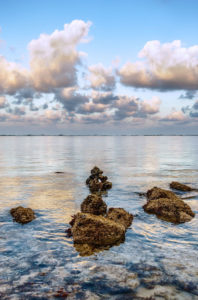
left=0, top=136, right=197, bottom=299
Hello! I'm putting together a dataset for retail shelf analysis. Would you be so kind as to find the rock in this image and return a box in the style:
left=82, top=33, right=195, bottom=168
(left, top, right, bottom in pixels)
left=101, top=181, right=112, bottom=190
left=170, top=181, right=194, bottom=192
left=88, top=178, right=102, bottom=193
left=143, top=187, right=195, bottom=223
left=107, top=208, right=133, bottom=229
left=91, top=166, right=103, bottom=176
left=86, top=166, right=112, bottom=192
left=10, top=206, right=35, bottom=224
left=81, top=194, right=107, bottom=215
left=146, top=186, right=178, bottom=201
left=71, top=213, right=125, bottom=246
left=54, top=171, right=65, bottom=174
left=73, top=243, right=111, bottom=256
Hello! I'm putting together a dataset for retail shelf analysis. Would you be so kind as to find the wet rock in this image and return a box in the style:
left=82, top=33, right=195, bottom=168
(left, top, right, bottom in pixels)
left=107, top=207, right=133, bottom=229
left=91, top=166, right=103, bottom=176
left=71, top=212, right=125, bottom=246
left=54, top=171, right=65, bottom=174
left=10, top=206, right=35, bottom=224
left=74, top=243, right=111, bottom=256
left=170, top=181, right=194, bottom=192
left=101, top=181, right=112, bottom=190
left=81, top=194, right=107, bottom=215
left=86, top=166, right=112, bottom=192
left=143, top=187, right=195, bottom=223
left=146, top=186, right=178, bottom=201
left=88, top=178, right=102, bottom=193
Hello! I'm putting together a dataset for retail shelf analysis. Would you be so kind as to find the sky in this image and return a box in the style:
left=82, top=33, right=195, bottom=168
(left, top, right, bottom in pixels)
left=0, top=0, right=198, bottom=135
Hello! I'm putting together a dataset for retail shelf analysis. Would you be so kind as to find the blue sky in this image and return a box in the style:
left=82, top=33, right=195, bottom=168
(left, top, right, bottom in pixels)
left=0, top=0, right=198, bottom=134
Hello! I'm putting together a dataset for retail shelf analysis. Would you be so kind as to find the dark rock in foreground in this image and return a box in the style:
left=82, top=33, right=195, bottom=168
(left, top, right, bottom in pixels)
left=107, top=207, right=133, bottom=229
left=143, top=187, right=195, bottom=223
left=81, top=194, right=107, bottom=215
left=71, top=212, right=125, bottom=246
left=10, top=206, right=35, bottom=224
left=170, top=181, right=194, bottom=192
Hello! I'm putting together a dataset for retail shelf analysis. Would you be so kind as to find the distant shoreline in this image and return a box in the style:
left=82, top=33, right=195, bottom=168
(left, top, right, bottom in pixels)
left=0, top=135, right=198, bottom=137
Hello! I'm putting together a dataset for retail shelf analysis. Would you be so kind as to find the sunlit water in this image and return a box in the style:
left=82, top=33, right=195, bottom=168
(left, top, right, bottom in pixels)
left=0, top=136, right=197, bottom=299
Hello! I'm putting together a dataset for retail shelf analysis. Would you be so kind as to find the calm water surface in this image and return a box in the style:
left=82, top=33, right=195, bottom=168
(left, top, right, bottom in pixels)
left=0, top=136, right=197, bottom=299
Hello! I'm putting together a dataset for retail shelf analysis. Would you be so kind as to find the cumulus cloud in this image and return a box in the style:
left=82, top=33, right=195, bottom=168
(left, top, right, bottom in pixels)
left=28, top=20, right=91, bottom=92
left=0, top=56, right=28, bottom=94
left=160, top=110, right=187, bottom=122
left=0, top=96, right=8, bottom=109
left=92, top=91, right=118, bottom=104
left=55, top=87, right=89, bottom=112
left=88, top=64, right=115, bottom=91
left=119, top=40, right=198, bottom=91
left=113, top=96, right=139, bottom=120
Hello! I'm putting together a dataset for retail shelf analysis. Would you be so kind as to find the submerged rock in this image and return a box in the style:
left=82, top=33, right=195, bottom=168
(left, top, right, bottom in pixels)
left=71, top=213, right=125, bottom=246
left=143, top=187, right=195, bottom=223
left=170, top=181, right=194, bottom=192
left=81, top=194, right=107, bottom=215
left=107, top=208, right=133, bottom=229
left=10, top=206, right=35, bottom=224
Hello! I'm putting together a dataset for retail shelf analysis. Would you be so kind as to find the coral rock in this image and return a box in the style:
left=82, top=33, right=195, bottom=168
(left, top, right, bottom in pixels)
left=107, top=208, right=133, bottom=229
left=102, top=181, right=112, bottom=190
left=10, top=206, right=35, bottom=224
left=170, top=181, right=193, bottom=192
left=81, top=194, right=107, bottom=215
left=143, top=187, right=195, bottom=223
left=71, top=213, right=125, bottom=246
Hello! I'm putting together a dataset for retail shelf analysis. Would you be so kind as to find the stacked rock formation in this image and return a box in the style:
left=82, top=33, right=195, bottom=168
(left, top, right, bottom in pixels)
left=143, top=186, right=195, bottom=223
left=67, top=166, right=133, bottom=256
left=86, top=166, right=112, bottom=193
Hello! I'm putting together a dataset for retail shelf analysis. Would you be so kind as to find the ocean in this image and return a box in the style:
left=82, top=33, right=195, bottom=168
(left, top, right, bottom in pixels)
left=0, top=136, right=197, bottom=299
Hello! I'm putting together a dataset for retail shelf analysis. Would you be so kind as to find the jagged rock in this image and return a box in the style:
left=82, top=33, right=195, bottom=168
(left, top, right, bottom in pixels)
left=107, top=208, right=133, bottom=229
left=170, top=181, right=194, bottom=192
left=10, top=206, right=35, bottom=224
left=81, top=194, right=107, bottom=215
left=101, top=181, right=112, bottom=190
left=143, top=187, right=195, bottom=223
left=91, top=166, right=103, bottom=176
left=88, top=178, right=102, bottom=193
left=86, top=166, right=112, bottom=192
left=71, top=213, right=125, bottom=246
left=147, top=186, right=178, bottom=201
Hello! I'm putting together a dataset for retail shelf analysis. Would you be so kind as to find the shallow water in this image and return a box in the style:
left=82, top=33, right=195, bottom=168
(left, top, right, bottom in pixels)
left=0, top=136, right=197, bottom=299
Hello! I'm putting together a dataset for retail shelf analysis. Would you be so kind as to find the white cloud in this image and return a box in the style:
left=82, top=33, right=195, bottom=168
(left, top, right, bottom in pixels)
left=119, top=40, right=198, bottom=91
left=0, top=56, right=28, bottom=94
left=0, top=96, right=8, bottom=109
left=28, top=20, right=91, bottom=92
left=88, top=63, right=115, bottom=90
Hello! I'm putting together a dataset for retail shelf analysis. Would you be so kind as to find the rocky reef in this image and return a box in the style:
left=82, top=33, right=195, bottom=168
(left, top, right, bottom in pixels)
left=67, top=166, right=133, bottom=255
left=107, top=207, right=133, bottom=229
left=71, top=212, right=125, bottom=246
left=10, top=206, right=35, bottom=224
left=170, top=181, right=195, bottom=192
left=143, top=187, right=195, bottom=223
left=86, top=166, right=112, bottom=193
left=81, top=194, right=107, bottom=215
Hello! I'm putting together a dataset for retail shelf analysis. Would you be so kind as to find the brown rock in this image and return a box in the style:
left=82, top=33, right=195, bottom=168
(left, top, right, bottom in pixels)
left=170, top=181, right=193, bottom=192
left=147, top=186, right=180, bottom=201
left=71, top=213, right=125, bottom=246
left=81, top=194, right=107, bottom=215
left=10, top=206, right=35, bottom=224
left=143, top=187, right=195, bottom=223
left=91, top=166, right=103, bottom=176
left=107, top=208, right=133, bottom=229
left=102, top=181, right=112, bottom=190
left=88, top=178, right=102, bottom=193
